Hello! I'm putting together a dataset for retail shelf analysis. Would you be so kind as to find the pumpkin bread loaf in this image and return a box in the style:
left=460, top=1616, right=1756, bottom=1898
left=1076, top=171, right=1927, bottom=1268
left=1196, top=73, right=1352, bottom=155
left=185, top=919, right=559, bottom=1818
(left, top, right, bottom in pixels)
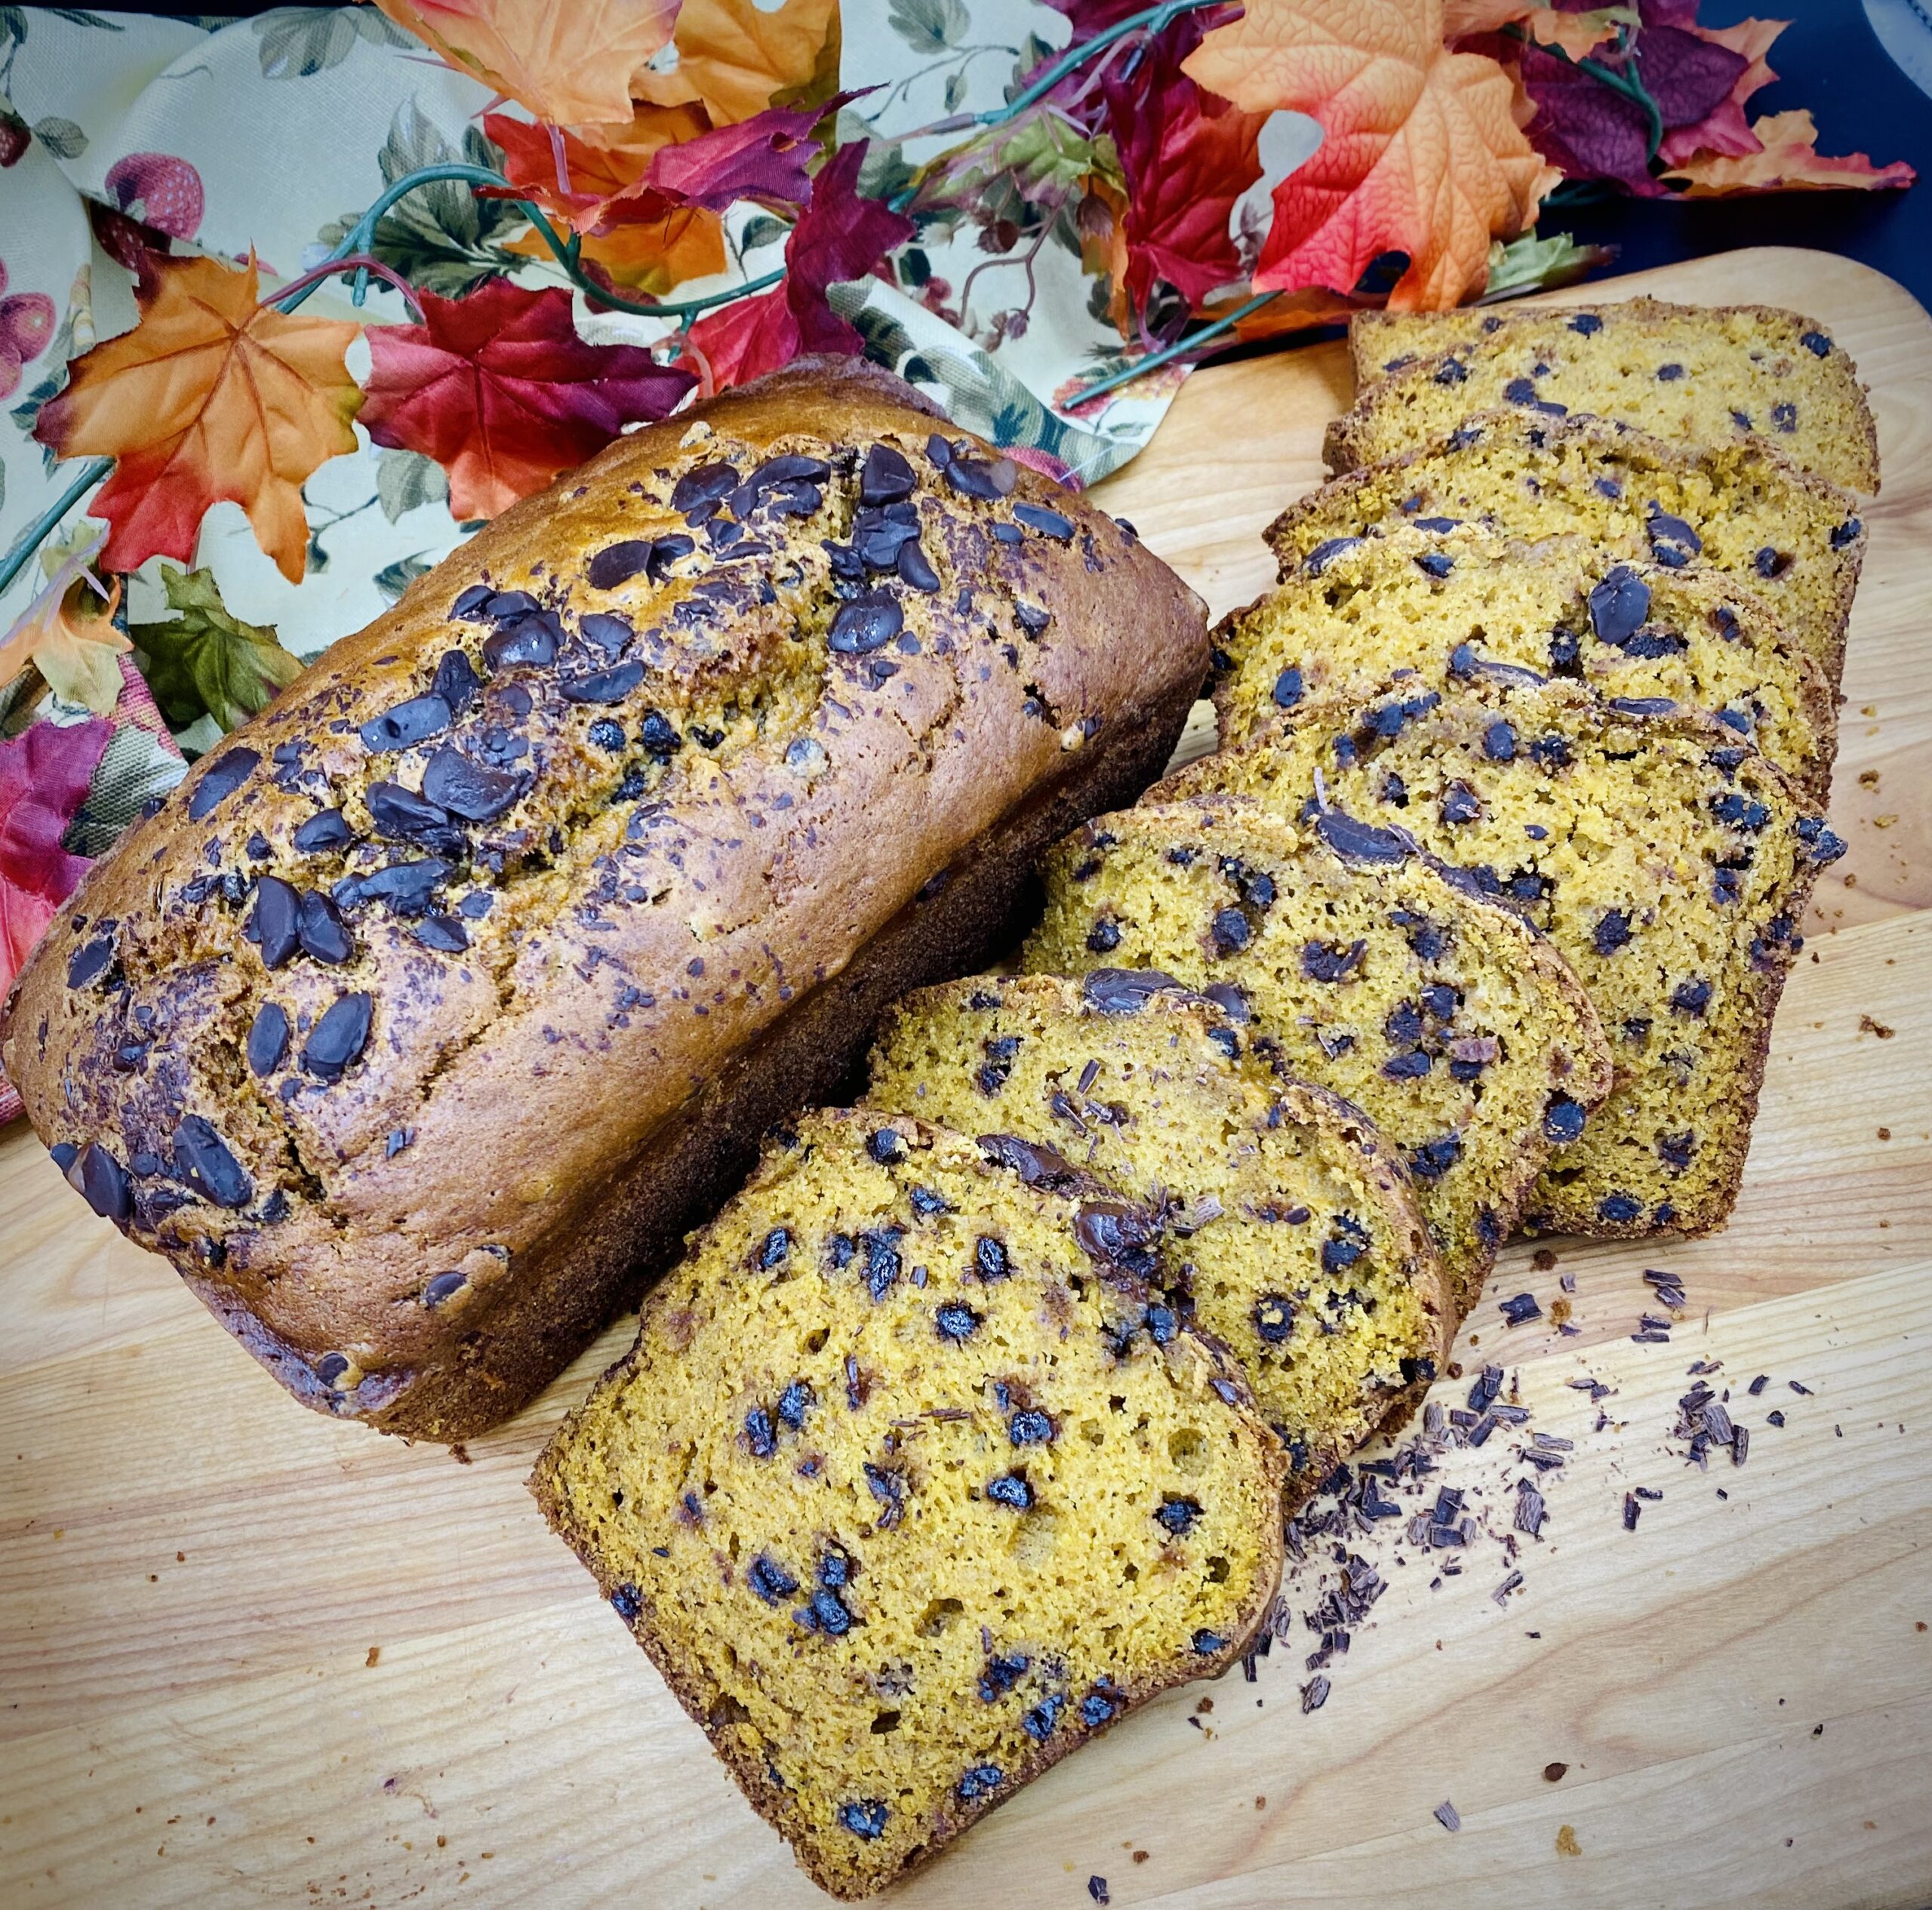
left=2, top=360, right=1211, bottom=1441
left=531, top=1109, right=1284, bottom=1900
left=1018, top=799, right=1611, bottom=1313
left=1169, top=681, right=1847, bottom=1237
left=1265, top=410, right=1866, bottom=683
left=866, top=971, right=1450, bottom=1498
left=1334, top=297, right=1878, bottom=491
left=1212, top=524, right=1836, bottom=797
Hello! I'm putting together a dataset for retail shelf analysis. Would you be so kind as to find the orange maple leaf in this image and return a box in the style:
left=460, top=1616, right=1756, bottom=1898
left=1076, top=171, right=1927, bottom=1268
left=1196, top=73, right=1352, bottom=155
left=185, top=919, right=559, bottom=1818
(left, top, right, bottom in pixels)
left=0, top=534, right=129, bottom=717
left=369, top=0, right=680, bottom=131
left=1444, top=2, right=1635, bottom=59
left=34, top=254, right=361, bottom=585
left=1186, top=0, right=1555, bottom=309
left=1668, top=109, right=1916, bottom=195
left=635, top=0, right=841, bottom=127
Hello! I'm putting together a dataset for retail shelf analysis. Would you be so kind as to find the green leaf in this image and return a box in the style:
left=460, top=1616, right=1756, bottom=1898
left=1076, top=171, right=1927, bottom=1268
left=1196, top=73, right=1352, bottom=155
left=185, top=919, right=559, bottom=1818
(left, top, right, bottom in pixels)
left=130, top=565, right=303, bottom=734
left=737, top=212, right=790, bottom=255
left=375, top=448, right=449, bottom=523
left=887, top=0, right=968, bottom=54
left=315, top=101, right=525, bottom=299
left=1481, top=230, right=1615, bottom=301
left=32, top=115, right=87, bottom=159
left=374, top=554, right=433, bottom=604
left=252, top=5, right=411, bottom=78
left=943, top=68, right=968, bottom=113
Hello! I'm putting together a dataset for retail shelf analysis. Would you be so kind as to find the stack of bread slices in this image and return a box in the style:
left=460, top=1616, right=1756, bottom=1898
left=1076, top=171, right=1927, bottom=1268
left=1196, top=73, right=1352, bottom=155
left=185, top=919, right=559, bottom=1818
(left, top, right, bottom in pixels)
left=537, top=298, right=1865, bottom=1897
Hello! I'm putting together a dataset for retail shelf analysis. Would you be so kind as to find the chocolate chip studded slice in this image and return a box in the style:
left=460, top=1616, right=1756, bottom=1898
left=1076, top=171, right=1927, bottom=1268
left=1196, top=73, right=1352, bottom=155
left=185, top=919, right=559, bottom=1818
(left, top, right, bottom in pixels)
left=1209, top=525, right=1836, bottom=798
left=1266, top=408, right=1865, bottom=687
left=1331, top=295, right=1879, bottom=492
left=868, top=973, right=1448, bottom=1499
left=1174, top=676, right=1832, bottom=1237
left=1023, top=798, right=1610, bottom=1315
left=531, top=1110, right=1283, bottom=1901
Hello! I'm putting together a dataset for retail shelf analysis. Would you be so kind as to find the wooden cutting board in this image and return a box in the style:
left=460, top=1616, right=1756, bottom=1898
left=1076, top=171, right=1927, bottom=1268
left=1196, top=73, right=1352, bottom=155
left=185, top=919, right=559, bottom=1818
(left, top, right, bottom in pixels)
left=2, top=246, right=1927, bottom=1910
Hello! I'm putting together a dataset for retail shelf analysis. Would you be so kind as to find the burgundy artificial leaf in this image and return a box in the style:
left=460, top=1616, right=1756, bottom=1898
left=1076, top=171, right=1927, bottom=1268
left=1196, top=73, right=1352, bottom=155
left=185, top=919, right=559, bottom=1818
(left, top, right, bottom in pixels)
left=360, top=279, right=696, bottom=519
left=0, top=715, right=112, bottom=989
left=647, top=95, right=851, bottom=211
left=1633, top=20, right=1746, bottom=130
left=1104, top=18, right=1264, bottom=313
left=1518, top=40, right=1665, bottom=194
left=686, top=139, right=912, bottom=387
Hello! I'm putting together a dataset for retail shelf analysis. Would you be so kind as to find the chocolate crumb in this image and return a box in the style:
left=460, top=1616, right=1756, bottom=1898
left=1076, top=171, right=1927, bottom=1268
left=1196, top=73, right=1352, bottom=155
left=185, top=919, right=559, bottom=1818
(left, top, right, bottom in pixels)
left=1434, top=1801, right=1461, bottom=1833
left=1543, top=1762, right=1567, bottom=1782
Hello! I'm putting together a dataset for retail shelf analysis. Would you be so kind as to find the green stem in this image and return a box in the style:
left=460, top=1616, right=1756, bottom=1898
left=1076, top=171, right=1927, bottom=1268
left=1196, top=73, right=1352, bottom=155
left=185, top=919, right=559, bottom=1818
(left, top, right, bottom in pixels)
left=1067, top=289, right=1284, bottom=408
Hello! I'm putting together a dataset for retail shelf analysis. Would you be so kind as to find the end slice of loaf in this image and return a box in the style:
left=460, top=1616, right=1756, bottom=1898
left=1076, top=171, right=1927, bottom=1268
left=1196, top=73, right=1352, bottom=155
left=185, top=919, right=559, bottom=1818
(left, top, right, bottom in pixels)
left=531, top=1109, right=1284, bottom=1901
left=1334, top=297, right=1878, bottom=492
left=1168, top=681, right=1847, bottom=1237
left=1018, top=799, right=1610, bottom=1315
left=866, top=971, right=1451, bottom=1498
left=1212, top=524, right=1836, bottom=797
left=1266, top=410, right=1865, bottom=685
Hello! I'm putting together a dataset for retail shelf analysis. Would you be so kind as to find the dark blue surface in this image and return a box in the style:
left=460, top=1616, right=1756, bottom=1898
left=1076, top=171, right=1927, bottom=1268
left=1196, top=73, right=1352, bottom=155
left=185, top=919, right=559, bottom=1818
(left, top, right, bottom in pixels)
left=1553, top=0, right=1930, bottom=315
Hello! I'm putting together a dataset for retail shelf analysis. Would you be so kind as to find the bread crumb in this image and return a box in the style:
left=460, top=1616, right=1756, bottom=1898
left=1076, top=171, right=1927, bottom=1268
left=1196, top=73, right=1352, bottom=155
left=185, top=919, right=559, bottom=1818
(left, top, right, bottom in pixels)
left=1556, top=1825, right=1581, bottom=1856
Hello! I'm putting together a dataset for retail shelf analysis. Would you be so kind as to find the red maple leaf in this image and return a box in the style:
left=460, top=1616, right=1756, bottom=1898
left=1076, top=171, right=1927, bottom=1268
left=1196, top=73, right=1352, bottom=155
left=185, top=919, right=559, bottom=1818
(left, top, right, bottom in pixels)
left=0, top=717, right=111, bottom=992
left=359, top=279, right=696, bottom=521
left=648, top=97, right=845, bottom=211
left=686, top=140, right=911, bottom=388
left=1104, top=19, right=1264, bottom=315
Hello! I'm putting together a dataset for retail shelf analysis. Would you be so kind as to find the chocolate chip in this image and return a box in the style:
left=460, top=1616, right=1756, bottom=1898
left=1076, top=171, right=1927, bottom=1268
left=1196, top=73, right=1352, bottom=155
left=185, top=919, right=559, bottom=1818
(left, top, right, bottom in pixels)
left=481, top=614, right=559, bottom=672
left=1302, top=937, right=1366, bottom=982
left=943, top=454, right=1017, bottom=500
left=1191, top=1630, right=1227, bottom=1655
left=986, top=1472, right=1033, bottom=1510
left=976, top=1236, right=1010, bottom=1281
left=1598, top=1192, right=1643, bottom=1224
left=1014, top=602, right=1050, bottom=638
left=1593, top=908, right=1632, bottom=955
left=1074, top=1200, right=1161, bottom=1278
left=936, top=1301, right=982, bottom=1343
left=744, top=1407, right=777, bottom=1458
left=777, top=1378, right=814, bottom=1427
left=837, top=1800, right=888, bottom=1841
left=671, top=461, right=739, bottom=518
left=1569, top=312, right=1602, bottom=334
left=1155, top=1495, right=1203, bottom=1536
left=303, top=992, right=373, bottom=1081
left=896, top=540, right=940, bottom=592
left=1415, top=551, right=1455, bottom=577
left=1009, top=1409, right=1053, bottom=1445
left=174, top=1114, right=253, bottom=1208
left=1014, top=502, right=1075, bottom=542
left=1318, top=808, right=1411, bottom=864
left=250, top=876, right=301, bottom=968
left=1304, top=536, right=1362, bottom=577
left=293, top=808, right=352, bottom=854
left=580, top=611, right=633, bottom=654
left=1543, top=1096, right=1586, bottom=1144
left=1611, top=696, right=1676, bottom=717
left=957, top=1766, right=1002, bottom=1802
left=980, top=1134, right=1082, bottom=1189
left=358, top=693, right=450, bottom=754
left=413, top=914, right=469, bottom=953
left=748, top=1554, right=798, bottom=1603
left=1588, top=564, right=1651, bottom=644
left=860, top=443, right=915, bottom=506
left=1081, top=968, right=1181, bottom=1014
left=77, top=1142, right=132, bottom=1223
left=863, top=1229, right=903, bottom=1301
left=1210, top=907, right=1251, bottom=955
left=587, top=540, right=657, bottom=590
left=1800, top=330, right=1831, bottom=357
left=1272, top=665, right=1304, bottom=709
left=67, top=937, right=115, bottom=990
left=247, top=1001, right=290, bottom=1076
left=1432, top=359, right=1468, bottom=386
left=451, top=583, right=493, bottom=620
left=367, top=781, right=455, bottom=844
left=1252, top=1293, right=1294, bottom=1345
left=829, top=593, right=903, bottom=654
left=1670, top=977, right=1712, bottom=1016
left=297, top=890, right=354, bottom=963
left=866, top=1127, right=906, bottom=1165
left=558, top=660, right=645, bottom=704
left=1830, top=517, right=1863, bottom=549
left=187, top=748, right=259, bottom=821
left=482, top=590, right=540, bottom=623
left=1645, top=506, right=1702, bottom=567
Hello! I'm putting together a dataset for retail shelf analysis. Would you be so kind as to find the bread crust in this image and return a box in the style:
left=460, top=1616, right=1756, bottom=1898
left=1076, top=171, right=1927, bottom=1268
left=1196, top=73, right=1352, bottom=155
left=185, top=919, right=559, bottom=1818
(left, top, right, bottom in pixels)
left=529, top=1109, right=1287, bottom=1899
left=2, top=362, right=1208, bottom=1441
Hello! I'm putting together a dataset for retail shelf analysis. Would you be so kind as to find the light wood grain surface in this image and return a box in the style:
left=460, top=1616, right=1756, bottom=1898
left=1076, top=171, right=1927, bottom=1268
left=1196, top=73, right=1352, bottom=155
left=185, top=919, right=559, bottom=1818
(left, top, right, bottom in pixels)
left=2, top=248, right=1928, bottom=1910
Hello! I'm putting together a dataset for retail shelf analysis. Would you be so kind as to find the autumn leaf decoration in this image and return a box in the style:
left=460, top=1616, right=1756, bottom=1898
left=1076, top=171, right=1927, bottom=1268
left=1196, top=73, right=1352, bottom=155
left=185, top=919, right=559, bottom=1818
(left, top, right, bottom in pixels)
left=0, top=532, right=131, bottom=718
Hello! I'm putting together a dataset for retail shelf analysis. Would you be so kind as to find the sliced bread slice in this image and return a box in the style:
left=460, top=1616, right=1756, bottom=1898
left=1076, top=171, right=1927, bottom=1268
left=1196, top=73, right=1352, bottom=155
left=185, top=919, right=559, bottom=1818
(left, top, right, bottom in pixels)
left=1211, top=523, right=1837, bottom=796
left=531, top=1109, right=1284, bottom=1901
left=1168, top=680, right=1847, bottom=1237
left=1334, top=297, right=1878, bottom=491
left=1264, top=411, right=1865, bottom=684
left=867, top=970, right=1451, bottom=1498
left=1018, top=799, right=1610, bottom=1314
